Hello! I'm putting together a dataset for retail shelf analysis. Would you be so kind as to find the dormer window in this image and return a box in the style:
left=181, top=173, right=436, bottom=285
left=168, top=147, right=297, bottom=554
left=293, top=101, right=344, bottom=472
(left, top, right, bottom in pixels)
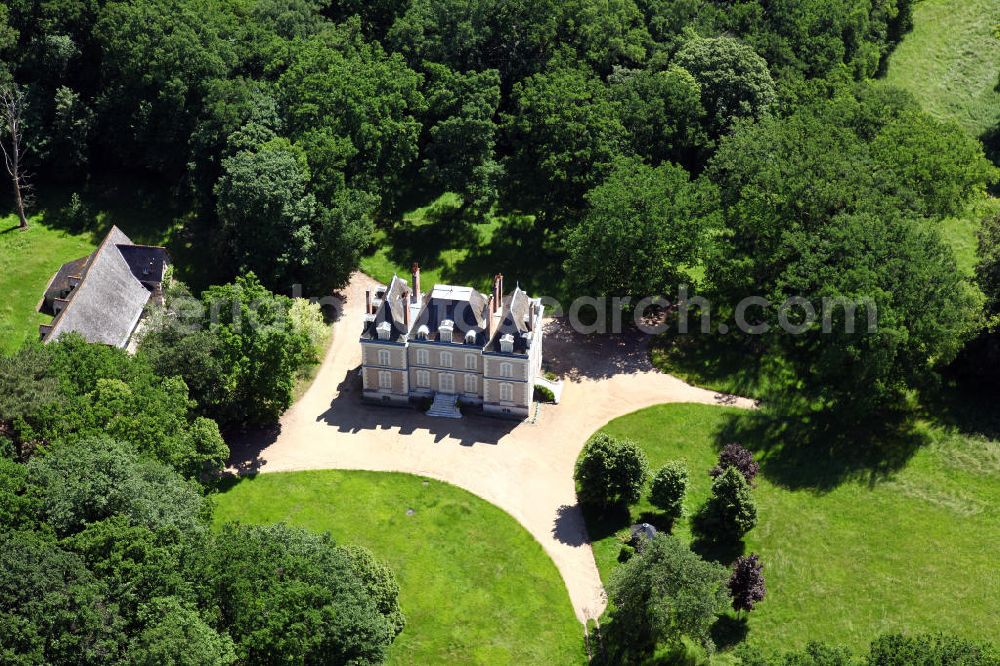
left=439, top=319, right=454, bottom=343
left=417, top=324, right=429, bottom=340
left=499, top=333, right=514, bottom=354
left=465, top=329, right=477, bottom=345
left=376, top=321, right=391, bottom=340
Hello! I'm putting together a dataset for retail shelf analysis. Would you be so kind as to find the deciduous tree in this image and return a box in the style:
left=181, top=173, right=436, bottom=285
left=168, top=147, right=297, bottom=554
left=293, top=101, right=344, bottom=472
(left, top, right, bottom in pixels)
left=607, top=534, right=728, bottom=655
left=574, top=432, right=649, bottom=508
left=0, top=83, right=31, bottom=228
left=728, top=553, right=766, bottom=614
left=649, top=461, right=687, bottom=523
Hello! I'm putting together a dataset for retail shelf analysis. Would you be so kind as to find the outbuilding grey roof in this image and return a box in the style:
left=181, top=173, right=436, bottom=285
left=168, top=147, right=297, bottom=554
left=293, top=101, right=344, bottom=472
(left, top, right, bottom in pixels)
left=41, top=255, right=90, bottom=315
left=43, top=226, right=169, bottom=349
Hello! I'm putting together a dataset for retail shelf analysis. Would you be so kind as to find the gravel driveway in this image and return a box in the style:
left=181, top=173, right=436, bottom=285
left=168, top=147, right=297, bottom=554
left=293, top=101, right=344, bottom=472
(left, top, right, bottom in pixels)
left=229, top=272, right=755, bottom=623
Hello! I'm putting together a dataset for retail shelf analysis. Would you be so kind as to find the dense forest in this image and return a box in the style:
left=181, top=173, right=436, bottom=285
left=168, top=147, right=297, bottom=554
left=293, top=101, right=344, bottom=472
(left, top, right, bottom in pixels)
left=1, top=0, right=999, bottom=663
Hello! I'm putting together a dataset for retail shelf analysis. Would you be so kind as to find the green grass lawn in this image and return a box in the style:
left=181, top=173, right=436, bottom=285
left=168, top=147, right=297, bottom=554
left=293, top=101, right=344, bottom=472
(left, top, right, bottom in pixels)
left=882, top=0, right=1000, bottom=138
left=940, top=194, right=1000, bottom=277
left=0, top=215, right=95, bottom=354
left=361, top=193, right=565, bottom=300
left=0, top=175, right=233, bottom=355
left=585, top=403, right=1000, bottom=655
left=212, top=470, right=585, bottom=665
left=362, top=193, right=501, bottom=292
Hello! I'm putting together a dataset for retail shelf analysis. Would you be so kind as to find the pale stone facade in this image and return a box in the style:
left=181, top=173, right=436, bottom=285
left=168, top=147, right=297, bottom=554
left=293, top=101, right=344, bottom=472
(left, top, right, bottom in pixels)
left=359, top=267, right=544, bottom=419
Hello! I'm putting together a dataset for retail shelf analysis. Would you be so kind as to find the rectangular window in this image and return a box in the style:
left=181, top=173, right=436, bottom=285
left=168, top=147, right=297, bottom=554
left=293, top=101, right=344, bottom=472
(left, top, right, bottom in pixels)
left=378, top=370, right=392, bottom=390
left=464, top=374, right=477, bottom=394
left=377, top=349, right=391, bottom=366
left=439, top=373, right=455, bottom=393
left=416, top=348, right=429, bottom=365
left=500, top=362, right=513, bottom=378
left=440, top=351, right=453, bottom=368
left=465, top=354, right=477, bottom=370
left=499, top=382, right=513, bottom=402
left=416, top=369, right=430, bottom=388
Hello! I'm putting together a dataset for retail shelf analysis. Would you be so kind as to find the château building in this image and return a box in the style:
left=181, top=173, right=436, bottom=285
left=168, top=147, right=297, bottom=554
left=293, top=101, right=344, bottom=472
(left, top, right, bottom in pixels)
left=359, top=265, right=544, bottom=419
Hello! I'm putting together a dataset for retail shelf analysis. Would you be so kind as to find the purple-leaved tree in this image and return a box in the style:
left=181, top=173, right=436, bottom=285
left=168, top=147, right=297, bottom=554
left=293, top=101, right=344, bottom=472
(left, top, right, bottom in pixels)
left=728, top=553, right=766, bottom=615
left=710, top=443, right=760, bottom=485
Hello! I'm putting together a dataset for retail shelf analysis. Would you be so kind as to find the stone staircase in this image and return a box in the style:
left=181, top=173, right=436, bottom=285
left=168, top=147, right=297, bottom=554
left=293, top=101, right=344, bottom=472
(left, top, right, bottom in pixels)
left=426, top=392, right=462, bottom=419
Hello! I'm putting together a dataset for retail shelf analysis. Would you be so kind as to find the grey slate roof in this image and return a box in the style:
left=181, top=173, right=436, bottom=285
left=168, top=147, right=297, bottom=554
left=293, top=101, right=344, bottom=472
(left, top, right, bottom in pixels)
left=410, top=283, right=490, bottom=346
left=41, top=255, right=90, bottom=315
left=44, top=226, right=169, bottom=349
left=360, top=275, right=412, bottom=343
left=485, top=286, right=538, bottom=354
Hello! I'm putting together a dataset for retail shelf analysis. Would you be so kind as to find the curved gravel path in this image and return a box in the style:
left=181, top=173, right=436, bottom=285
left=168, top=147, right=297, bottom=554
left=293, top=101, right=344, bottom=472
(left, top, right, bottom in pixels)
left=230, top=273, right=756, bottom=623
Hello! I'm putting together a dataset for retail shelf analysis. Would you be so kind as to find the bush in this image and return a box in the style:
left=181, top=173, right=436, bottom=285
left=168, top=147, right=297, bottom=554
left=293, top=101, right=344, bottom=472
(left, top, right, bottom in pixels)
left=289, top=298, right=328, bottom=351
left=534, top=385, right=555, bottom=402
left=866, top=632, right=999, bottom=665
left=700, top=466, right=757, bottom=539
left=649, top=461, right=688, bottom=523
left=575, top=432, right=649, bottom=509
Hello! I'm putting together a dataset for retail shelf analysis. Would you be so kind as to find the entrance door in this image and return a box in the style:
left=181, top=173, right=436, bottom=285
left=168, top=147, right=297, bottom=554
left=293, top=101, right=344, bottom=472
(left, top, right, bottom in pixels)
left=439, top=373, right=455, bottom=394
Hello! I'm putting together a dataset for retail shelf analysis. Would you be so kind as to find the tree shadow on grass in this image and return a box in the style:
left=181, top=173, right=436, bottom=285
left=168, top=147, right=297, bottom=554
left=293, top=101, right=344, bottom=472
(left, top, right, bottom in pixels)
left=450, top=214, right=566, bottom=299
left=921, top=380, right=1000, bottom=443
left=710, top=615, right=748, bottom=651
left=715, top=397, right=929, bottom=493
left=649, top=324, right=770, bottom=400
left=382, top=203, right=481, bottom=275
left=26, top=173, right=229, bottom=293
left=579, top=503, right=632, bottom=543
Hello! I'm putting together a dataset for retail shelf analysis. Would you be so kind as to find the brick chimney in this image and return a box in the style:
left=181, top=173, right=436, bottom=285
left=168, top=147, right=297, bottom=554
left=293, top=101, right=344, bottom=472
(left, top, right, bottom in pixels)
left=411, top=262, right=421, bottom=304
left=492, top=273, right=503, bottom=314
left=403, top=289, right=411, bottom=332
left=365, top=289, right=372, bottom=314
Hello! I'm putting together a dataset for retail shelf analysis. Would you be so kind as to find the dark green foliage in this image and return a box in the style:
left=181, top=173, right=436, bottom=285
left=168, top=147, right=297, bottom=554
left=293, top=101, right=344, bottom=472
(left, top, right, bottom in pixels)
left=204, top=523, right=401, bottom=664
left=200, top=274, right=314, bottom=426
left=977, top=212, right=1000, bottom=319
left=421, top=63, right=502, bottom=217
left=708, top=88, right=993, bottom=417
left=0, top=336, right=228, bottom=478
left=606, top=533, right=728, bottom=655
left=649, top=460, right=687, bottom=522
left=700, top=466, right=757, bottom=538
left=141, top=274, right=322, bottom=428
left=736, top=640, right=855, bottom=665
left=93, top=0, right=238, bottom=175
left=387, top=0, right=560, bottom=85
left=504, top=67, right=627, bottom=227
left=0, top=530, right=122, bottom=664
left=675, top=36, right=776, bottom=136
left=564, top=156, right=719, bottom=301
left=0, top=343, right=60, bottom=456
left=575, top=432, right=649, bottom=508
left=277, top=21, right=425, bottom=213
left=0, top=434, right=402, bottom=664
left=215, top=131, right=319, bottom=290
left=865, top=632, right=999, bottom=665
left=534, top=385, right=556, bottom=402
left=127, top=597, right=236, bottom=666
left=609, top=64, right=709, bottom=169
left=27, top=437, right=210, bottom=538
left=339, top=544, right=406, bottom=638
left=736, top=632, right=998, bottom=665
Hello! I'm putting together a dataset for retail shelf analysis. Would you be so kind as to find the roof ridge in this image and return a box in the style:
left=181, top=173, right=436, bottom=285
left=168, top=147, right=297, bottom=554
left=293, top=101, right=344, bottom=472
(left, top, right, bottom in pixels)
left=46, top=226, right=143, bottom=341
